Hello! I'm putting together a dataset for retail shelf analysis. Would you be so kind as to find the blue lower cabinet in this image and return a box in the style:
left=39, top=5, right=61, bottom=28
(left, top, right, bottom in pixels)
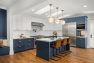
left=13, top=38, right=34, bottom=53
left=0, top=46, right=9, bottom=55
left=24, top=39, right=34, bottom=50
left=76, top=38, right=86, bottom=48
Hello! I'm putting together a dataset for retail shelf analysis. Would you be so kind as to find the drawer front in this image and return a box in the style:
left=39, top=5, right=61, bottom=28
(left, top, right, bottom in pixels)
left=14, top=45, right=24, bottom=52
left=13, top=40, right=23, bottom=47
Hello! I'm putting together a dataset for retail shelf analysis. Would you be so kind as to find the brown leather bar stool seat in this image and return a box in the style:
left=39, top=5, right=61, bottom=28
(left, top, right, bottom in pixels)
left=51, top=39, right=62, bottom=60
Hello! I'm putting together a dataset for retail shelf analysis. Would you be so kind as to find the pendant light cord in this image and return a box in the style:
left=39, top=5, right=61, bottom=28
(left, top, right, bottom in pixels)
left=49, top=4, right=52, bottom=17
left=61, top=10, right=64, bottom=18
left=56, top=7, right=59, bottom=18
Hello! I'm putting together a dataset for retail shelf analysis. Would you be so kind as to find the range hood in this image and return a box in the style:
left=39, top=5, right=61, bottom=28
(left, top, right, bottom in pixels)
left=31, top=22, right=44, bottom=27
left=31, top=22, right=44, bottom=32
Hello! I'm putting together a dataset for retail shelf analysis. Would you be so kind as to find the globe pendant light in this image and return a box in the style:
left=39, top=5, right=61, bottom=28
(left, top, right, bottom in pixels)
left=60, top=10, right=65, bottom=25
left=48, top=4, right=54, bottom=23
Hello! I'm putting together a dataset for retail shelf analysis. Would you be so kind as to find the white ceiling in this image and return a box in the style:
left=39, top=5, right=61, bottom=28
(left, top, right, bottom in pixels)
left=21, top=0, right=94, bottom=19
left=0, top=0, right=17, bottom=9
left=0, top=0, right=94, bottom=19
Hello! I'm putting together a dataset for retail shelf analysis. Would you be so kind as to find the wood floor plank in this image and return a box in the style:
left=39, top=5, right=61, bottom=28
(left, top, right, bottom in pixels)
left=0, top=47, right=94, bottom=63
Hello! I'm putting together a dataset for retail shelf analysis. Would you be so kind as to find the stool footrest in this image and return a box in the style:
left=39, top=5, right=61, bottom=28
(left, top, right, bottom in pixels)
left=51, top=57, right=61, bottom=61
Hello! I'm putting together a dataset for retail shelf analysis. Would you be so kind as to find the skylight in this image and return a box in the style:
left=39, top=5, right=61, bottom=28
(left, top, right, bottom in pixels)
left=35, top=5, right=52, bottom=15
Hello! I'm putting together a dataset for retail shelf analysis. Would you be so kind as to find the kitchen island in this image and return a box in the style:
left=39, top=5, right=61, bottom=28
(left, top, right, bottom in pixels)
left=35, top=37, right=70, bottom=61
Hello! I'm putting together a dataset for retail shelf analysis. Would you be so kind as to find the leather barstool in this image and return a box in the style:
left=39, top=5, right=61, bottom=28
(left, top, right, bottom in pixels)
left=60, top=38, right=68, bottom=54
left=63, top=38, right=68, bottom=51
left=66, top=38, right=72, bottom=53
left=51, top=39, right=62, bottom=60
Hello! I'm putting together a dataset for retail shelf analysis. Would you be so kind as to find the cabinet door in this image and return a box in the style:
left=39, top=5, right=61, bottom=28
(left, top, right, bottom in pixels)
left=0, top=47, right=9, bottom=55
left=0, top=9, right=7, bottom=39
left=24, top=39, right=34, bottom=50
left=0, top=9, right=3, bottom=38
left=2, top=10, right=7, bottom=39
left=76, top=38, right=85, bottom=48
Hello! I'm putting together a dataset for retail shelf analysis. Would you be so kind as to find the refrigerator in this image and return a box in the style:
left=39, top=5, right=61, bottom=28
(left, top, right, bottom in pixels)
left=62, top=22, right=76, bottom=47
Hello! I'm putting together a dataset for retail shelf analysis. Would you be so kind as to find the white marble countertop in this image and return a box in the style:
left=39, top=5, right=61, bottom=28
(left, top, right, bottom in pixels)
left=13, top=37, right=34, bottom=39
left=36, top=37, right=69, bottom=42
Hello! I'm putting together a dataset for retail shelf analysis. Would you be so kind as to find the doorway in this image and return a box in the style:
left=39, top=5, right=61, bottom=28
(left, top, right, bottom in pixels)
left=88, top=20, right=94, bottom=48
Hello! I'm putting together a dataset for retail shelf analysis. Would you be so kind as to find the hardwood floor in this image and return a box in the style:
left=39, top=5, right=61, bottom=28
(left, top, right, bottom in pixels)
left=0, top=47, right=94, bottom=63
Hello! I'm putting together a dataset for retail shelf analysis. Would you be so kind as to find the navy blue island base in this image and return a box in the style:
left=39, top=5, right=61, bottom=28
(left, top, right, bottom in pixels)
left=36, top=38, right=70, bottom=61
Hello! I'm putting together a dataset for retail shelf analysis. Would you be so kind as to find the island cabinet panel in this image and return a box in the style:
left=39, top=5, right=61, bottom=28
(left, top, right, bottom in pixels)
left=36, top=41, right=50, bottom=61
left=0, top=9, right=7, bottom=39
left=13, top=38, right=34, bottom=53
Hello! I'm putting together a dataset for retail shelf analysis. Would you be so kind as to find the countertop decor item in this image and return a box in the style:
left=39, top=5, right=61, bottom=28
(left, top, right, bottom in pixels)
left=52, top=31, right=57, bottom=38
left=20, top=34, right=26, bottom=38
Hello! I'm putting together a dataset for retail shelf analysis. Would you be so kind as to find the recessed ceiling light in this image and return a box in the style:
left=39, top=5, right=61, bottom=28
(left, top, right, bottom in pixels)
left=83, top=5, right=87, bottom=8
left=31, top=9, right=35, bottom=12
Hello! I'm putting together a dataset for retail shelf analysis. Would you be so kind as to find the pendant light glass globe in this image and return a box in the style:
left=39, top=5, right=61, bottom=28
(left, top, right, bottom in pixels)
left=48, top=16, right=54, bottom=23
left=60, top=20, right=65, bottom=25
left=55, top=18, right=60, bottom=24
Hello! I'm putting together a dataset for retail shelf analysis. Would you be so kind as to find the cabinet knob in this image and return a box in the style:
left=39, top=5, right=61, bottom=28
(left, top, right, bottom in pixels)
left=19, top=41, right=21, bottom=42
left=18, top=46, right=21, bottom=47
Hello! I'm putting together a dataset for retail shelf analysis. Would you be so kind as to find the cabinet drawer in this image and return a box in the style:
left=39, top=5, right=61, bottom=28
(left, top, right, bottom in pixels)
left=14, top=46, right=24, bottom=52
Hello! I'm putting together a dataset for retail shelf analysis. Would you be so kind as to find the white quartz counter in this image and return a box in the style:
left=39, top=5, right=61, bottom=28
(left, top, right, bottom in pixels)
left=36, top=37, right=69, bottom=42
